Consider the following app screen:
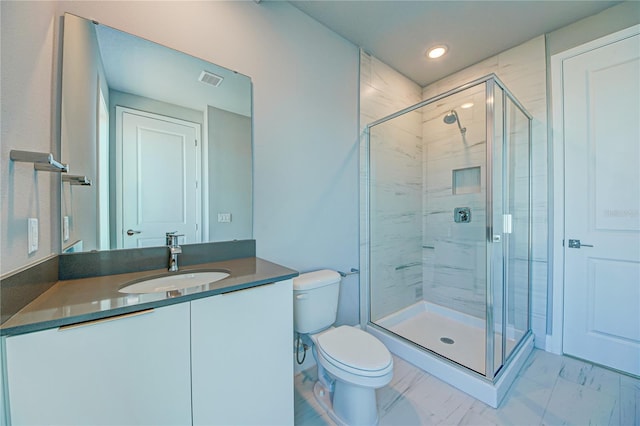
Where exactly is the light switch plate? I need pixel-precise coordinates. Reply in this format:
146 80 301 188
28 218 38 254
63 216 70 241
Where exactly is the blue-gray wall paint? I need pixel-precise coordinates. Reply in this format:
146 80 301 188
2 1 360 325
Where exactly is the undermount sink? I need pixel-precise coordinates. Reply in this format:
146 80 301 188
119 271 230 294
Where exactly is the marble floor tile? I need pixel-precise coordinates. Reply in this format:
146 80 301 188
294 349 638 426
541 376 617 426
378 394 440 426
517 348 563 387
617 374 640 426
460 376 552 426
294 368 335 426
402 374 476 425
557 355 620 397
378 357 430 413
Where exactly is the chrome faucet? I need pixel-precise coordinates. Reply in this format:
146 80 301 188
166 232 183 272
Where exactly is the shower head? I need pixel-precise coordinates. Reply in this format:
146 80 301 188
443 110 467 135
443 110 458 124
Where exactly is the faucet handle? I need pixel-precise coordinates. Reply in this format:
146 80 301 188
165 231 184 246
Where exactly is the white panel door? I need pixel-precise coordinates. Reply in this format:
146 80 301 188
563 33 640 376
120 108 200 248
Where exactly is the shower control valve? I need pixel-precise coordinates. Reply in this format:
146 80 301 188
454 207 471 223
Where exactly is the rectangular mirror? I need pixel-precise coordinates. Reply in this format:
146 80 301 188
60 13 252 253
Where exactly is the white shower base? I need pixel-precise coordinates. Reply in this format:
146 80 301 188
376 301 518 374
368 300 534 408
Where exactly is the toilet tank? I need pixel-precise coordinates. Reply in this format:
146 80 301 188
293 270 341 334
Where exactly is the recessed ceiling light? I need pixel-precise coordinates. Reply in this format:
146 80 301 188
461 102 474 109
427 45 447 59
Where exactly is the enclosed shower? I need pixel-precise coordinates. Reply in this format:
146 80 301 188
361 74 533 407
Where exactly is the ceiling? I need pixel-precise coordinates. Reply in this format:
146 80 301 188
289 1 621 86
95 20 252 117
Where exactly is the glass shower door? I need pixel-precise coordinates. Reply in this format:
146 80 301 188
504 95 531 362
490 84 532 377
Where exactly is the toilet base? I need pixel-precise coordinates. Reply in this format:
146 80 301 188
313 381 379 426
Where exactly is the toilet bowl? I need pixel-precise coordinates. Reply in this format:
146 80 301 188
311 326 393 425
293 270 393 425
314 325 393 387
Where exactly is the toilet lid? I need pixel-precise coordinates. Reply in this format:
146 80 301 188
317 326 392 373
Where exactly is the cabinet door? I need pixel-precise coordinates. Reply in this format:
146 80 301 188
191 280 294 426
5 303 191 425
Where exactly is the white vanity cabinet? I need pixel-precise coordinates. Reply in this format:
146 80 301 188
2 278 294 426
191 279 294 426
4 303 192 426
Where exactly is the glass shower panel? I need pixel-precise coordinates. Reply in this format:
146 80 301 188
368 82 490 375
490 83 505 376
424 85 488 374
505 96 531 360
368 109 423 323
364 74 533 389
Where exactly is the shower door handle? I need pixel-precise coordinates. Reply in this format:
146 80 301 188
568 239 593 249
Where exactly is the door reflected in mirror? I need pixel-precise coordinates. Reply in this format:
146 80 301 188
60 13 253 254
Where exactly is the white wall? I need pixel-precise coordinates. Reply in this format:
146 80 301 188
1 1 360 326
1 1 60 274
207 106 252 242
547 1 640 56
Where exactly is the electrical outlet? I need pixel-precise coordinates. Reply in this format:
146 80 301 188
28 218 38 254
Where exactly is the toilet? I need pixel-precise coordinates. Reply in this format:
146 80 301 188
293 270 393 426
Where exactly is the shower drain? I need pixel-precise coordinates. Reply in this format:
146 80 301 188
440 337 455 345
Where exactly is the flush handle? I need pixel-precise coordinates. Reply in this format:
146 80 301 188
568 239 594 249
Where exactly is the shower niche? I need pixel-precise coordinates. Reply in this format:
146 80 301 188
453 166 481 195
362 74 533 407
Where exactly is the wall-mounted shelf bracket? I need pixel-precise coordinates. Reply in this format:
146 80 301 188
62 175 92 186
10 150 69 173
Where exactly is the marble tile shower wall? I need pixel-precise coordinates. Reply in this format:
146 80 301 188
422 86 489 319
360 51 424 320
369 114 423 320
422 36 548 343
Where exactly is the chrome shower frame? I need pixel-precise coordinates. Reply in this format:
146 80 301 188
360 73 534 407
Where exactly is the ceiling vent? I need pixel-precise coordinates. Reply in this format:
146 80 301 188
198 71 223 87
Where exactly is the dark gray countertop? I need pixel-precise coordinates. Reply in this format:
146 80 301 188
1 257 298 336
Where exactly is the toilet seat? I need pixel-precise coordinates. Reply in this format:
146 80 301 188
316 326 393 379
